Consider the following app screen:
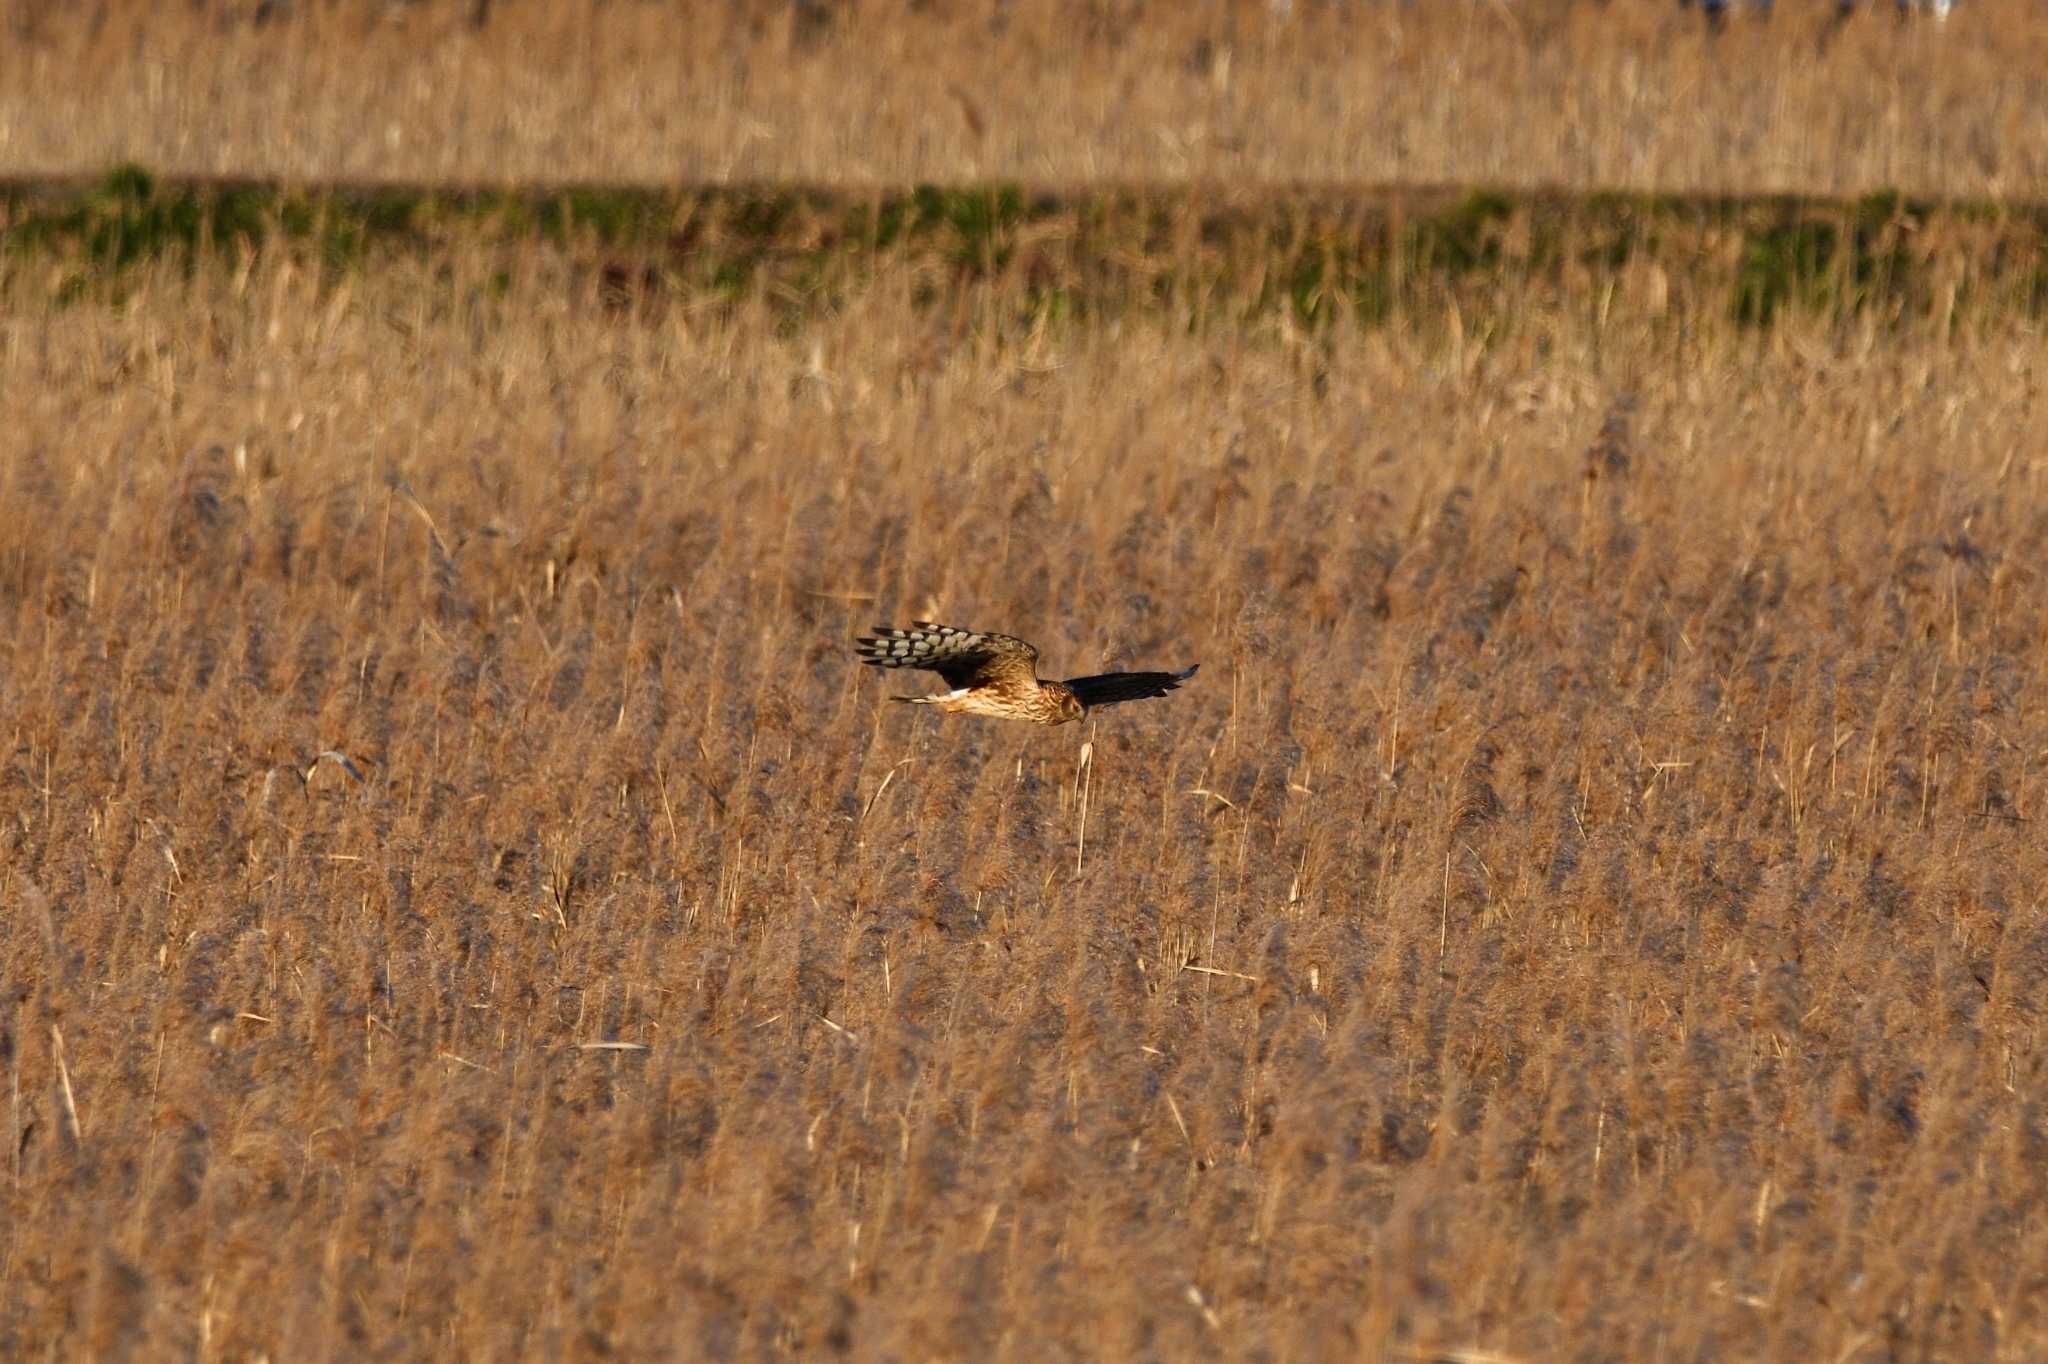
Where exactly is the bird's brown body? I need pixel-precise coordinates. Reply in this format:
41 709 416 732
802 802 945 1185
855 623 1194 726
923 676 1085 724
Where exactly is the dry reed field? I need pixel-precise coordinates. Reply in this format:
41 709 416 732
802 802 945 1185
7 3 2048 1361
4 198 2048 1360
4 0 2047 195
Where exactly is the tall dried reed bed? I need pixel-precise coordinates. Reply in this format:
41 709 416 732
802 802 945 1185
3 231 2048 1360
4 0 2047 195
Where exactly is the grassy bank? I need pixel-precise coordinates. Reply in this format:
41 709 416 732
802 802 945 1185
7 168 2047 334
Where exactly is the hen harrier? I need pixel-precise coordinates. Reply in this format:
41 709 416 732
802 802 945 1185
856 622 1197 725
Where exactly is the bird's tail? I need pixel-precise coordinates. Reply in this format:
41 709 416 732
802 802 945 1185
892 694 937 705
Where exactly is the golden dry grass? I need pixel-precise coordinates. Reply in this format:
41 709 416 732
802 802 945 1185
3 0 2047 195
6 2 2048 1356
3 213 2047 1359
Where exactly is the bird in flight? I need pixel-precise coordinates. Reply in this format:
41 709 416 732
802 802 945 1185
856 622 1197 725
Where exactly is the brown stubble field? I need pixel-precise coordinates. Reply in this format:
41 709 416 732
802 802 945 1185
4 218 2048 1360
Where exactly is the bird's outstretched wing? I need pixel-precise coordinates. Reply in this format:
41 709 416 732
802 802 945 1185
1060 664 1199 710
855 623 1041 691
